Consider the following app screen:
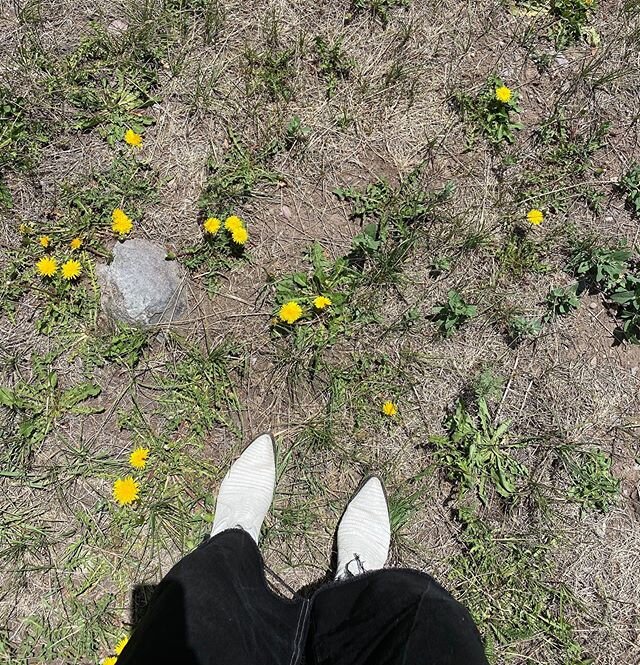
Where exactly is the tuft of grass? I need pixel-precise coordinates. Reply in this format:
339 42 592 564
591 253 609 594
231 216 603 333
313 35 355 98
198 131 282 217
516 113 609 212
0 352 102 472
0 88 49 208
350 0 411 26
619 163 640 216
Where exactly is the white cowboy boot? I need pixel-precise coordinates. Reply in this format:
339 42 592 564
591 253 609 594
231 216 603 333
335 476 391 580
211 433 276 543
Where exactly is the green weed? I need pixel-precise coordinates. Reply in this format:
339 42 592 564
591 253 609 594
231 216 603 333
454 76 523 147
620 163 640 216
430 290 477 337
313 35 354 98
335 172 454 284
507 315 543 342
508 0 598 48
430 397 527 504
569 241 631 291
545 285 580 318
271 242 363 347
559 447 620 512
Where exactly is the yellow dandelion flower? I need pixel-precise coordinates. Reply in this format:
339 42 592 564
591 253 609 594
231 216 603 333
102 658 117 665
19 223 32 235
224 215 244 232
36 256 57 277
70 237 83 250
61 259 82 281
112 208 133 235
382 400 398 417
313 295 332 309
129 447 150 470
114 636 129 655
495 86 512 103
39 235 51 248
124 129 143 148
113 477 140 506
527 209 544 225
279 300 303 324
204 217 221 235
231 226 248 245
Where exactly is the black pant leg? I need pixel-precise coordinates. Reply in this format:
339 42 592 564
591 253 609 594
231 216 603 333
307 569 488 665
118 529 308 665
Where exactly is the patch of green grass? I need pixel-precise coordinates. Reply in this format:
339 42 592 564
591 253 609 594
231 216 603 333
0 88 49 208
0 352 102 472
243 44 297 102
198 131 283 217
313 35 354 98
559 446 620 512
508 0 598 48
498 228 550 277
430 290 477 337
516 113 609 212
154 338 242 437
454 76 523 147
619 162 640 216
350 0 411 26
450 506 590 663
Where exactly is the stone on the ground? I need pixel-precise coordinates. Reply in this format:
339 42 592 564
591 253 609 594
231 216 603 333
97 239 187 327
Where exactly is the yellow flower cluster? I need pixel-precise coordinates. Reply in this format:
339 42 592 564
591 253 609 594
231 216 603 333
113 446 151 506
204 214 249 245
277 295 333 325
36 256 83 281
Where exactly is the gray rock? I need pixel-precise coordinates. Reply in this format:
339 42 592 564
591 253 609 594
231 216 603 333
97 239 187 327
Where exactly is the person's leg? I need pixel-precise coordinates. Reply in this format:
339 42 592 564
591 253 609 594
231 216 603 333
306 476 488 665
118 434 310 665
307 568 488 665
117 529 308 665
